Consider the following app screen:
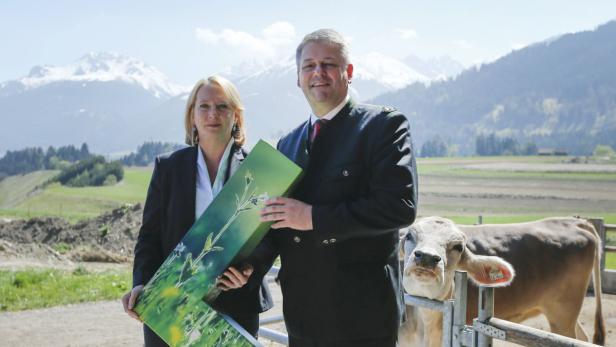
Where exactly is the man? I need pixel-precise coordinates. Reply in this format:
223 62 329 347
255 29 418 346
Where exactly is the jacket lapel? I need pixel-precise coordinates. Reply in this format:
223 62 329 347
293 121 310 170
181 146 198 226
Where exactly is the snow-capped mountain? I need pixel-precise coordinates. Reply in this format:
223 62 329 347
0 53 188 154
5 52 187 99
353 52 429 89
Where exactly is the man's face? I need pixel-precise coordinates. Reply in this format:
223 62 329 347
297 41 353 116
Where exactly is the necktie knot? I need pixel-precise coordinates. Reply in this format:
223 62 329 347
310 119 328 146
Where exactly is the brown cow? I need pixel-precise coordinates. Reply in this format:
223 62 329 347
399 216 605 347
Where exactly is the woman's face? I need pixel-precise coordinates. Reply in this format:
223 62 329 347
193 83 237 144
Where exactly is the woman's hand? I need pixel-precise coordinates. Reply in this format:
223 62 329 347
216 264 254 291
121 285 144 321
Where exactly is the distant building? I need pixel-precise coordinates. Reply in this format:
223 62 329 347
537 148 568 156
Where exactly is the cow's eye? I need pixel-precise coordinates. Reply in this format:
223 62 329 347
452 244 464 252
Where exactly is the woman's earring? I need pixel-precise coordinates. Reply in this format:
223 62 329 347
232 123 240 138
192 126 199 145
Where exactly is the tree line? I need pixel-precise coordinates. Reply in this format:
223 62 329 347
0 143 91 178
121 142 184 166
475 133 538 156
419 133 538 157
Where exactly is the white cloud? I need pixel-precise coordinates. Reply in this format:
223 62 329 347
397 28 418 39
262 22 296 45
453 40 472 49
195 22 296 62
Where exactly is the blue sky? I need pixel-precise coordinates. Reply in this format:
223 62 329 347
2 1 615 85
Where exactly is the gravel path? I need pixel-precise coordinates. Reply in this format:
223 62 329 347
1 291 615 346
0 301 143 347
0 285 285 347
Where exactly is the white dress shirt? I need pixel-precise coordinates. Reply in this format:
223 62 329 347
195 139 240 220
309 94 350 127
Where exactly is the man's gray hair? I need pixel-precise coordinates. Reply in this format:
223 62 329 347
295 29 350 71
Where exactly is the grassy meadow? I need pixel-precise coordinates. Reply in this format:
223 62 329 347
0 167 152 223
0 267 130 311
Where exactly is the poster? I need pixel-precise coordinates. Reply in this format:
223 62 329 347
134 140 302 346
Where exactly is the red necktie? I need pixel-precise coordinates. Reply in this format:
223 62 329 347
310 119 327 147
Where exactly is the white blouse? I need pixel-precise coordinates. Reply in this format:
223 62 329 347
195 139 240 220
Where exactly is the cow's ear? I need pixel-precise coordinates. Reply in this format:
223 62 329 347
458 249 515 287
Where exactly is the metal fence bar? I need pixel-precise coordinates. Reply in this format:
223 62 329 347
260 315 284 325
487 317 598 347
404 293 448 312
442 299 454 347
452 272 469 347
474 287 495 347
258 327 289 345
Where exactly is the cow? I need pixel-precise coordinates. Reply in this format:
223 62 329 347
399 216 605 347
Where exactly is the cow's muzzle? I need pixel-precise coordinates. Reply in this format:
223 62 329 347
414 250 442 268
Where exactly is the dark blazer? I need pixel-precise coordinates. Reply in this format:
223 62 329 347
133 144 273 319
251 99 418 343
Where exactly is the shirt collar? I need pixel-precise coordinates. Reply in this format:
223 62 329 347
196 137 235 188
310 94 349 126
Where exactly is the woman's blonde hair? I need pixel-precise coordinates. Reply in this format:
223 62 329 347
184 75 246 146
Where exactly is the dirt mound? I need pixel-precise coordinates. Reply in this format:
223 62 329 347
0 204 143 263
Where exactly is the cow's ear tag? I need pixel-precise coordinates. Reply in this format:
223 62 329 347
490 266 510 282
467 257 515 287
482 264 513 287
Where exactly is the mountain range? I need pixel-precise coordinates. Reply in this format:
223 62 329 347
372 20 616 155
0 51 458 155
2 20 614 156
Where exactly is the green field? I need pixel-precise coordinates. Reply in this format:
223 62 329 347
0 167 152 222
1 156 615 251
0 267 130 311
0 170 58 208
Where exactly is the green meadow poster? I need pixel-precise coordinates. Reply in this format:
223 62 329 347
134 140 302 346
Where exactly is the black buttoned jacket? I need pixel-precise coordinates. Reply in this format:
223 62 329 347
251 100 418 343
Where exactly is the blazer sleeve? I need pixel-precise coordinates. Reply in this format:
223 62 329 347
242 231 279 291
311 111 417 243
132 157 165 287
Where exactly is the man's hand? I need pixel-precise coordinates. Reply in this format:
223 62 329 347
122 285 144 321
260 197 313 230
217 264 254 291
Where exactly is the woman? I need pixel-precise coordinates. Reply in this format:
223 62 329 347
122 75 273 346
